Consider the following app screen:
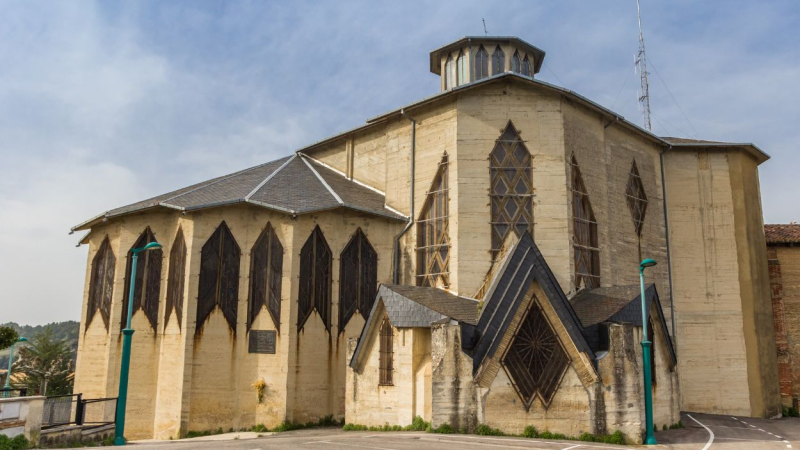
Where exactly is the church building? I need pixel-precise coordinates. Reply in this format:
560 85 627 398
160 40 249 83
71 36 780 442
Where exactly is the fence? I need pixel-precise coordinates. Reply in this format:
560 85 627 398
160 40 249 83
0 388 27 398
41 394 117 429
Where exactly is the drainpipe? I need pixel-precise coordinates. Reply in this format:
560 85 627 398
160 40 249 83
393 109 416 284
660 146 677 351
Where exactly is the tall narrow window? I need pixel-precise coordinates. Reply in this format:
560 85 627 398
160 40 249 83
298 226 332 332
121 227 162 331
379 316 394 386
339 229 378 332
474 45 489 80
648 319 657 384
521 55 531 76
511 51 521 73
248 223 284 331
445 54 455 90
417 153 450 288
165 228 187 330
87 236 115 331
571 156 600 290
490 122 533 259
197 221 240 335
626 160 648 236
492 46 505 75
456 50 467 86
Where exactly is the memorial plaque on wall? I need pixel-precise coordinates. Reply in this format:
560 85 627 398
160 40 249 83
248 330 277 354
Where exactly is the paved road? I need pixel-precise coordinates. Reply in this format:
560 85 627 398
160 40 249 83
118 413 800 449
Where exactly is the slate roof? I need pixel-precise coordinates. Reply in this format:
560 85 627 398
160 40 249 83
72 154 406 231
765 224 800 244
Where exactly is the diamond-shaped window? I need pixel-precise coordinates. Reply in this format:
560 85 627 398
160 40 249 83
503 299 569 409
625 161 648 236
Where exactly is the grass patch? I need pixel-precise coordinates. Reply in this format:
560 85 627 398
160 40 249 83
431 423 455 434
342 416 431 433
185 427 224 438
475 424 504 436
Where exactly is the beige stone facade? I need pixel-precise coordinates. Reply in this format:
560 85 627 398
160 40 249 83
72 36 780 440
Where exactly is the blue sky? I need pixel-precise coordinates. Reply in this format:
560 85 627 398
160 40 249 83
1 1 798 325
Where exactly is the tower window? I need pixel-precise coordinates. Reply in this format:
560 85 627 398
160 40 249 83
445 54 455 90
248 223 284 331
87 236 115 331
339 228 378 332
511 51 521 73
490 122 533 259
379 316 394 386
571 156 600 290
521 55 531 76
417 153 450 288
165 228 187 330
197 221 241 335
474 45 489 80
625 160 648 236
121 227 162 332
457 50 467 86
492 46 505 75
298 225 332 332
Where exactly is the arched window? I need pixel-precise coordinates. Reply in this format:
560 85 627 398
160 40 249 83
456 50 467 86
474 46 489 80
87 236 115 331
417 153 450 288
521 55 531 76
248 223 283 331
121 227 162 331
197 221 240 335
626 160 648 236
445 54 455 90
490 122 533 259
379 316 394 386
492 46 505 75
571 156 600 290
165 228 186 330
298 225 332 332
339 228 378 332
511 51 521 73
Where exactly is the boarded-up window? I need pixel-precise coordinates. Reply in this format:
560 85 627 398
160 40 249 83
197 221 240 335
339 228 378 332
121 227 162 331
474 45 489 80
503 300 569 409
164 228 186 330
571 156 600 289
248 223 283 331
417 153 450 288
492 46 505 75
87 236 115 331
379 316 393 386
626 160 648 236
298 225 332 332
490 122 533 259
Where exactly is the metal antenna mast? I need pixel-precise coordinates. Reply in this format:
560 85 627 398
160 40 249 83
482 18 488 36
635 0 652 131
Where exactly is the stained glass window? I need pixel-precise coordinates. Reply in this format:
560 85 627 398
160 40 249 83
490 122 533 259
248 223 283 331
339 228 378 332
474 45 489 80
165 228 186 330
571 156 600 290
197 222 240 335
121 227 162 331
87 236 115 331
379 316 394 386
417 153 450 288
626 160 648 236
492 46 505 75
298 225 332 332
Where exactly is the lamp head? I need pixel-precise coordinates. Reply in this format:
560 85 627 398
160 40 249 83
134 242 163 253
640 258 657 269
17 337 27 343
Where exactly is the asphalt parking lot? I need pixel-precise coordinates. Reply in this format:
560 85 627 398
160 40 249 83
120 412 800 449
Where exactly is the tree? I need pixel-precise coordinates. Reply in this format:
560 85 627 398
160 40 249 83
0 327 19 351
12 327 73 396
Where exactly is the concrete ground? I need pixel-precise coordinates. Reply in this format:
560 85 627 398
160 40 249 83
114 413 800 449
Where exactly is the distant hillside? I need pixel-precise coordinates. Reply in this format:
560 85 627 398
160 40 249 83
0 321 79 367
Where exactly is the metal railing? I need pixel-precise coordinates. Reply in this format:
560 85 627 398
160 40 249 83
41 394 117 429
0 388 27 398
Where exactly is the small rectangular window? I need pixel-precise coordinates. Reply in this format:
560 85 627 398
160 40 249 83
379 317 394 386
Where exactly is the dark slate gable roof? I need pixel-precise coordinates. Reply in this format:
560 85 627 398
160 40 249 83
72 154 406 231
467 232 593 374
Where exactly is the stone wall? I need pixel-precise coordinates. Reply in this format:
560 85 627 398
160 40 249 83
768 245 800 409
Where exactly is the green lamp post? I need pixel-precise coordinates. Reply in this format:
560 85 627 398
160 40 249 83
3 337 28 395
114 241 162 446
639 258 657 445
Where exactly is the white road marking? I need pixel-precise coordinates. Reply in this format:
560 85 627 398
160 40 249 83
409 434 620 449
686 414 714 450
562 445 582 450
308 441 398 450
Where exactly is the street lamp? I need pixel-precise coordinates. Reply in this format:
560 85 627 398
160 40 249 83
3 337 28 395
639 258 657 445
114 241 162 446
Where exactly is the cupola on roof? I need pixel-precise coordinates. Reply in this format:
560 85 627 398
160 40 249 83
429 36 546 91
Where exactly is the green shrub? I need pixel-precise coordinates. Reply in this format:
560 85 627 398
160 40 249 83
579 432 595 442
432 423 455 434
522 425 538 438
552 433 567 440
343 423 369 431
784 406 800 418
251 423 268 433
475 424 504 436
404 416 430 431
662 424 668 431
603 431 625 445
0 435 30 450
319 415 339 427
